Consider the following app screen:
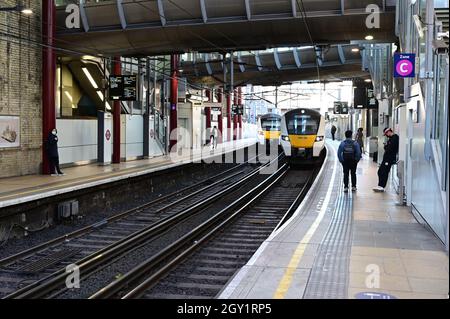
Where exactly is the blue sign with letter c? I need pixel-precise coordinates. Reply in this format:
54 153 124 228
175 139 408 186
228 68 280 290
394 53 416 78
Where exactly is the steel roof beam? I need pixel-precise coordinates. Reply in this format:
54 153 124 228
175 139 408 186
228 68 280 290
338 45 346 64
200 0 208 23
157 0 167 26
291 0 297 17
293 48 302 68
245 0 251 20
205 54 213 75
237 52 246 72
340 0 345 15
274 49 282 70
254 52 263 71
79 0 90 32
117 0 127 29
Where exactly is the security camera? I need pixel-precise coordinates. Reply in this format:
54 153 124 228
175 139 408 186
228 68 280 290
413 15 426 38
437 31 449 40
432 39 449 55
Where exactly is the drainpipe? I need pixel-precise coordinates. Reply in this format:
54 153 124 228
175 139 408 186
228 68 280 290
205 106 211 137
170 54 179 150
216 87 223 143
42 0 56 174
238 87 243 140
227 91 232 142
112 57 121 164
233 89 238 140
218 113 223 144
217 87 223 103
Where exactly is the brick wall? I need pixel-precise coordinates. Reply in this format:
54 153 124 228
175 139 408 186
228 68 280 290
0 0 42 178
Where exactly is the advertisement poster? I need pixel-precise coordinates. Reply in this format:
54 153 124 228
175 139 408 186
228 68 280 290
0 116 20 148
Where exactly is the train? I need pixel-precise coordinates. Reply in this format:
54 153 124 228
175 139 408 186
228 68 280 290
257 113 282 146
280 108 326 163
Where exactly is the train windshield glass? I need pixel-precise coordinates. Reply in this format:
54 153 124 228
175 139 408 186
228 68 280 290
287 114 319 135
261 118 281 131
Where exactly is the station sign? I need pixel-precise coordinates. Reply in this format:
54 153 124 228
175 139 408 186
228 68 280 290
232 105 244 115
109 75 138 101
354 87 378 109
333 102 348 114
394 53 416 78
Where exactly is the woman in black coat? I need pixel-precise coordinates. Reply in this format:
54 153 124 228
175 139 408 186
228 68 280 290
47 128 65 176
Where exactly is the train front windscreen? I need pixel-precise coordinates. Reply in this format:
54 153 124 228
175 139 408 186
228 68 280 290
261 118 281 131
286 113 320 135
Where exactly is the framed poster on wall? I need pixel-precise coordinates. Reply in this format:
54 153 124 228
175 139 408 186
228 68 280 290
0 116 20 148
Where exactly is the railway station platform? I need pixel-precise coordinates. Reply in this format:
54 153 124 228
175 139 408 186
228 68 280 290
0 138 257 209
219 140 449 299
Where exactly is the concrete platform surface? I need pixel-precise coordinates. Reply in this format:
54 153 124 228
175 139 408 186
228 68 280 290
0 139 257 209
219 140 449 299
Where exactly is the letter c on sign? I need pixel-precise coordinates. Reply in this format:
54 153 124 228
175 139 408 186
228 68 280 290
400 62 408 74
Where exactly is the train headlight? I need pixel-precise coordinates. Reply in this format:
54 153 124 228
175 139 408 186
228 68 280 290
281 135 290 142
315 136 324 142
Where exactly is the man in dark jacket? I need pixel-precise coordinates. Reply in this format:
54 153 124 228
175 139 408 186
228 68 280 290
373 128 399 192
47 128 65 176
331 125 337 141
338 130 362 193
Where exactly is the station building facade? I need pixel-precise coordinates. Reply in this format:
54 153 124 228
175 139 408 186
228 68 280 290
357 0 448 249
0 0 42 177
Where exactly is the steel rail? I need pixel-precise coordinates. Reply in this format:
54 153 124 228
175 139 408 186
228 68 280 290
6 155 281 299
90 164 289 299
0 157 256 267
274 168 318 230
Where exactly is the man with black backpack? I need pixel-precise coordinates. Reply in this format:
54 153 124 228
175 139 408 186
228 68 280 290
337 130 362 193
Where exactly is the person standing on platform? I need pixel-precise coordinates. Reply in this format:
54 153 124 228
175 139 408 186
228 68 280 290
338 130 362 193
355 127 364 154
373 128 399 192
211 126 218 150
331 125 337 141
46 128 65 177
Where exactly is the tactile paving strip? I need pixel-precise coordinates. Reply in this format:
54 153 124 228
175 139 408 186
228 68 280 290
303 182 353 299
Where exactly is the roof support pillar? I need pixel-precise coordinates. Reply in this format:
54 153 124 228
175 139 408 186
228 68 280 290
42 0 57 174
112 57 122 164
169 54 179 150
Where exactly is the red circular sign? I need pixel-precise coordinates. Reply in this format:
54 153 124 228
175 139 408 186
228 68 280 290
105 129 111 141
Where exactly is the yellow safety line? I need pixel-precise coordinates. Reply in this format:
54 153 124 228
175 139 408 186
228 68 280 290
273 144 337 299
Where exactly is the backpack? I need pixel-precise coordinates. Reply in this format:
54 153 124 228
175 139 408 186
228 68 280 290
343 141 356 162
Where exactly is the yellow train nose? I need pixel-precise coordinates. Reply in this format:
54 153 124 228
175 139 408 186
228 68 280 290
288 135 317 148
264 131 281 140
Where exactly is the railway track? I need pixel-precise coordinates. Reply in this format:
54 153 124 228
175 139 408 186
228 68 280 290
0 159 262 298
89 165 317 299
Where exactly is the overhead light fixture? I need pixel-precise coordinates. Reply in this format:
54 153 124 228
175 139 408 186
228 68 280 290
351 48 360 52
82 67 99 89
82 55 96 61
365 35 374 41
364 79 372 83
97 91 105 101
105 102 112 111
64 91 73 102
21 7 33 15
0 4 32 14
